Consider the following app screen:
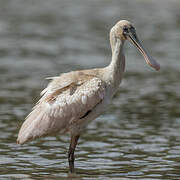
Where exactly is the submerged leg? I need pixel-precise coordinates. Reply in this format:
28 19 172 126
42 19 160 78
68 135 80 173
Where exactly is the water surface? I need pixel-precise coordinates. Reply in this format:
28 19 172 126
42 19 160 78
0 0 180 179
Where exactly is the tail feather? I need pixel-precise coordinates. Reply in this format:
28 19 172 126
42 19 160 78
17 102 69 144
17 106 48 144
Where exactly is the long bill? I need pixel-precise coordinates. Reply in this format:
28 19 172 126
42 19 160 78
126 31 160 71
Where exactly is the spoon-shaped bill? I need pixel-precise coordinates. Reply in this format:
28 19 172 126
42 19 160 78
127 33 160 71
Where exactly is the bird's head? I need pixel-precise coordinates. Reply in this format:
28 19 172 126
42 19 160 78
111 20 160 71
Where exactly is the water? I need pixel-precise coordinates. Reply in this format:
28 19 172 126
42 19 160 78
0 0 180 179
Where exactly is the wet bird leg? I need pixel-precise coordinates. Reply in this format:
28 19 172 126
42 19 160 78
68 135 80 173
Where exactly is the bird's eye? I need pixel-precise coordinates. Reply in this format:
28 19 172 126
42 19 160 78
123 26 129 33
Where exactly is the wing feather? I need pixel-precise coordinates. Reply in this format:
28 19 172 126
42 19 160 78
17 71 106 144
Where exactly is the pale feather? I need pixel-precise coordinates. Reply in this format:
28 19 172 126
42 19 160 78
17 70 106 144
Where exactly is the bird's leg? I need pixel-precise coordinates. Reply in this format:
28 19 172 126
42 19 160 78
68 135 80 173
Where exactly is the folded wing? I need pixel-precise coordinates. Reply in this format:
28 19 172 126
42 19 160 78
17 71 106 144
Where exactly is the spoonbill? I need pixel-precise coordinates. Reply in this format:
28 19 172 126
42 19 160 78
17 20 160 173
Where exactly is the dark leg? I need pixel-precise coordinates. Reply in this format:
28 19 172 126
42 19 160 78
68 135 80 173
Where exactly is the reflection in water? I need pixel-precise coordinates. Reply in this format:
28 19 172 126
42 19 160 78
0 0 180 179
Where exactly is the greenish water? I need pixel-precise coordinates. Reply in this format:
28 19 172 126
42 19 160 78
0 0 180 179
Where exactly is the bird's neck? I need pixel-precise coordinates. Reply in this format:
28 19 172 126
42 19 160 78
109 37 125 70
107 31 125 90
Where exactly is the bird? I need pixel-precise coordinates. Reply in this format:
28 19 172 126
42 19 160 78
17 20 160 173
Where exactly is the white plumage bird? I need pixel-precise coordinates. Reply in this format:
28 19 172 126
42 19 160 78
17 20 160 173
